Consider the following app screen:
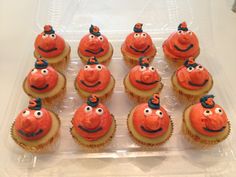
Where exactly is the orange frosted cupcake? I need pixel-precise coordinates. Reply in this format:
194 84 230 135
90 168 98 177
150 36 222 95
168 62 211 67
34 25 71 71
75 56 115 100
127 94 173 146
171 58 213 98
23 59 66 106
163 22 200 64
124 57 163 102
11 98 61 152
121 23 157 66
70 95 116 148
183 95 230 145
78 25 113 65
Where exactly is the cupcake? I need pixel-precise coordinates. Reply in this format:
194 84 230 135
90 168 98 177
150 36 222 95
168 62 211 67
75 56 115 100
70 95 116 148
23 59 66 105
78 25 113 65
11 98 61 152
163 22 200 64
171 58 213 98
124 57 163 102
34 25 71 71
127 94 173 146
121 23 157 66
183 95 230 145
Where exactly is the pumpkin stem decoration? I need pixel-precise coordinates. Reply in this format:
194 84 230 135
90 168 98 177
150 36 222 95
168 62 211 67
89 25 101 37
44 25 55 34
148 94 160 109
200 95 215 108
28 98 42 110
178 22 188 31
133 23 143 33
35 59 48 69
87 94 99 107
139 57 150 67
184 58 198 68
87 56 99 65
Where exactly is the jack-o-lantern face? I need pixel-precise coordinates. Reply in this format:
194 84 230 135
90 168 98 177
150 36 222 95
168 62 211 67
34 25 65 58
78 25 110 57
15 99 52 141
72 96 112 141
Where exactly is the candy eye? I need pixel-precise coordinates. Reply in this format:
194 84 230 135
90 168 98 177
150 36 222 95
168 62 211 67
141 33 147 38
49 34 56 39
149 66 155 72
96 108 104 115
42 33 48 39
98 36 103 41
34 111 43 118
203 110 212 116
89 34 95 40
187 66 194 72
22 110 30 117
134 33 140 38
96 64 103 71
84 65 90 70
84 106 92 112
178 30 182 35
215 108 223 115
140 66 146 71
144 108 152 116
31 68 37 74
156 110 163 118
196 65 203 71
187 31 193 35
41 69 48 75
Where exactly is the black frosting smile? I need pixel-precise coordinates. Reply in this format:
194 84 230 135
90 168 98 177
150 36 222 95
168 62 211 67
136 80 160 85
141 126 162 133
130 45 150 53
78 125 102 133
80 80 101 87
188 80 208 87
18 129 43 137
174 44 193 52
85 48 104 54
38 46 57 53
31 84 49 90
203 126 226 133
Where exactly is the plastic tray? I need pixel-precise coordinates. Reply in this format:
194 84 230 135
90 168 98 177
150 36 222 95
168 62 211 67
1 0 236 176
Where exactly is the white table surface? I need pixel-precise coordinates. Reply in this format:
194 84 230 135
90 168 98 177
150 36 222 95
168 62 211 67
0 0 236 176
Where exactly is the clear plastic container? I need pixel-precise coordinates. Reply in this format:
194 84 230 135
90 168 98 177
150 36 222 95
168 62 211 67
2 0 236 176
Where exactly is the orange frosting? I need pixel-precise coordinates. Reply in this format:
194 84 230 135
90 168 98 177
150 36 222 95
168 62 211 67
163 22 199 60
34 25 65 58
190 103 228 136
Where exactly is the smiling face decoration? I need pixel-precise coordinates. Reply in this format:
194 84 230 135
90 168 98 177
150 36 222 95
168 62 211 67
72 95 112 141
34 25 65 58
14 98 52 141
132 94 170 138
129 57 161 90
190 95 228 136
27 59 58 93
78 25 110 58
76 56 111 92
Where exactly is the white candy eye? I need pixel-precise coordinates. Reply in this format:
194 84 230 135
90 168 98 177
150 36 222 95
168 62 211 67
89 34 95 40
156 110 163 118
31 68 37 74
141 33 147 37
84 106 92 112
22 110 30 117
196 65 204 71
149 66 155 72
203 110 212 116
187 31 193 35
187 66 194 72
96 108 104 115
49 34 56 39
140 66 146 71
34 111 43 118
144 108 152 116
96 64 103 71
134 33 140 38
215 108 223 115
41 69 48 75
98 36 103 41
178 30 182 35
42 33 48 39
84 65 90 70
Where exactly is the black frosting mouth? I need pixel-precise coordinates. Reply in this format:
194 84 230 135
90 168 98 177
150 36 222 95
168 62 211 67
18 129 43 137
85 48 104 55
203 126 226 132
174 44 193 52
188 80 208 87
136 80 160 85
130 45 150 53
38 46 57 53
31 84 49 90
78 125 102 133
141 126 162 133
80 80 101 87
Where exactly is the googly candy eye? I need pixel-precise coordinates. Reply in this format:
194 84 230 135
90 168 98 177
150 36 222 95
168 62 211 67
144 108 152 116
84 106 92 112
34 111 43 118
96 108 104 115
